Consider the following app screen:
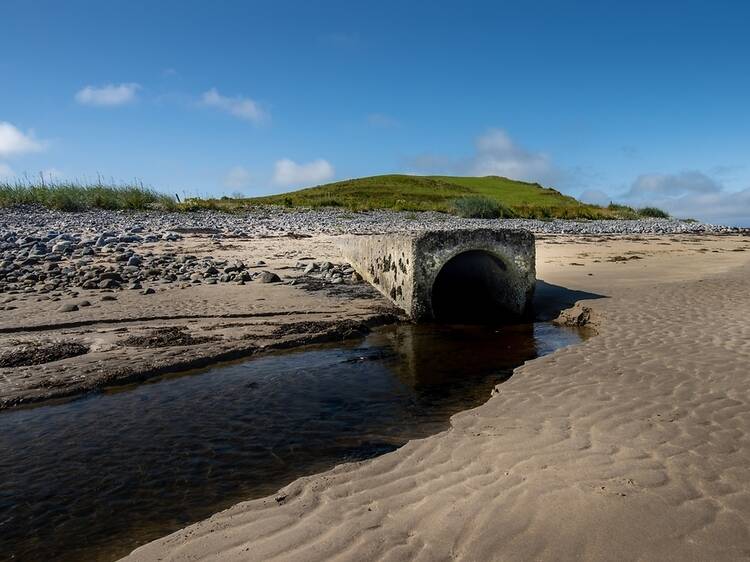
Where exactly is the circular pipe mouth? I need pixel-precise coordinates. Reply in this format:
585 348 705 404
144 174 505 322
430 250 516 324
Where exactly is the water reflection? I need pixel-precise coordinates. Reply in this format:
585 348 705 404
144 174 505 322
383 322 536 387
0 321 581 562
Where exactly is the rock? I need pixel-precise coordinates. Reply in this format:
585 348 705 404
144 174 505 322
98 279 121 290
57 303 79 312
101 295 117 302
257 271 281 283
553 305 593 328
52 241 72 253
142 287 156 295
78 300 91 307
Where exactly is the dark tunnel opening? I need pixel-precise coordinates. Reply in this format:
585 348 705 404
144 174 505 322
430 250 517 324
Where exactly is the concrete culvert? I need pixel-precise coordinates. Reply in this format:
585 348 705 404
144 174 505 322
431 250 517 323
338 229 536 321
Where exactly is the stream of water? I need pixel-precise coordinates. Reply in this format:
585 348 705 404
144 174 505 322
0 321 582 561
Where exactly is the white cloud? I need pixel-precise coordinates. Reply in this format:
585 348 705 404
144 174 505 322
367 113 399 128
619 170 750 225
407 128 559 185
579 189 612 206
0 122 45 158
625 171 721 199
470 129 556 184
645 187 750 225
273 158 334 187
75 83 141 106
0 162 14 179
201 88 268 124
224 166 252 189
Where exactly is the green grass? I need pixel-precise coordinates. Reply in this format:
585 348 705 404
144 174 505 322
638 206 670 218
0 174 672 220
451 196 515 219
0 180 177 211
246 174 648 219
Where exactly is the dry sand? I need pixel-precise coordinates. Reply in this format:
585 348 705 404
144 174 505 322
118 233 750 561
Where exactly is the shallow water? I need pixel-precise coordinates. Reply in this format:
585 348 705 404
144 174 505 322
0 321 582 561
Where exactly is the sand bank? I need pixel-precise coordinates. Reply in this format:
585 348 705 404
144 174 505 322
121 233 750 561
0 234 399 408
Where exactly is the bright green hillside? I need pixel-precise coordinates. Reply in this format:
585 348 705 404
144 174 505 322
247 174 645 219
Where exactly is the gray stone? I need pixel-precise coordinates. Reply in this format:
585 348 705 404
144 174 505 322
98 279 121 290
258 271 281 283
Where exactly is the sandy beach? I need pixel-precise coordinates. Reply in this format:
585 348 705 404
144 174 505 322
116 231 750 561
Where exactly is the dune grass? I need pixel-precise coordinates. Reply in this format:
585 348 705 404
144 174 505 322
0 180 177 211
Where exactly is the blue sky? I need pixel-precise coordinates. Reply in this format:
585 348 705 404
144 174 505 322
1 0 749 224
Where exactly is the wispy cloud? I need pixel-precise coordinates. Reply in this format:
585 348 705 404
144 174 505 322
75 83 141 106
407 128 559 185
201 88 268 124
611 170 750 224
367 113 400 128
273 158 334 187
469 129 556 183
223 166 252 189
625 171 721 199
0 121 46 158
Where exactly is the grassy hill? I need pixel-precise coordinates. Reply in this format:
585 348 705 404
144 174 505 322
247 174 649 219
0 174 669 219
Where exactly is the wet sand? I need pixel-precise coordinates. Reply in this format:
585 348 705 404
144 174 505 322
0 234 399 409
119 233 750 561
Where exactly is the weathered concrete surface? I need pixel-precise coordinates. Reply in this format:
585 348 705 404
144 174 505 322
338 229 535 321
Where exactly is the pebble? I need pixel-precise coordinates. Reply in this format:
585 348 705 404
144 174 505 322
0 205 744 299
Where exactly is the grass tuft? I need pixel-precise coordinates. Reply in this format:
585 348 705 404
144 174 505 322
638 206 670 218
451 196 515 219
0 179 177 211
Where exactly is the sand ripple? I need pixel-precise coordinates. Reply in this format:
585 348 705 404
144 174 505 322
123 262 750 561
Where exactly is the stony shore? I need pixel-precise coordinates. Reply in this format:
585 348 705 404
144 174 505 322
1 206 748 411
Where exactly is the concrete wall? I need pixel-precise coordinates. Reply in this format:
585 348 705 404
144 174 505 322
337 233 418 313
338 228 535 321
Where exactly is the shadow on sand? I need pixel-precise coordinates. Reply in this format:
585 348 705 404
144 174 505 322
532 280 608 322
